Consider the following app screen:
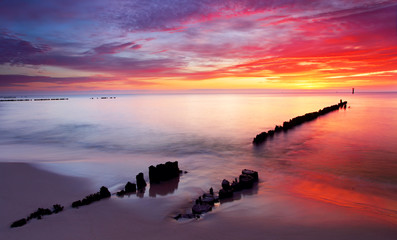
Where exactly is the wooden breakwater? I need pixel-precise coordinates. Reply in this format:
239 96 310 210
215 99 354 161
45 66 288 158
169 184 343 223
10 161 183 228
253 100 347 145
0 98 68 102
89 96 116 99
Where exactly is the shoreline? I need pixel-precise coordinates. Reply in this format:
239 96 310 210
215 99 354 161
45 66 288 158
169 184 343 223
1 162 397 240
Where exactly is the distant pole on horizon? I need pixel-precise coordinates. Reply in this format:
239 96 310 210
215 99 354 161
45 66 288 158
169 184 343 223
352 88 355 94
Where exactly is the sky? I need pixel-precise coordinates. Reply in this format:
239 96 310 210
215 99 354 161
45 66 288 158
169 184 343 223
0 0 396 93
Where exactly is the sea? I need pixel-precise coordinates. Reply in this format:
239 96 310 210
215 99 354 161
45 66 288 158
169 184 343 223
0 92 396 223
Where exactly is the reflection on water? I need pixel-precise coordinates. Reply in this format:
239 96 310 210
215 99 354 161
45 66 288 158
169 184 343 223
149 176 180 198
0 92 396 224
287 173 397 222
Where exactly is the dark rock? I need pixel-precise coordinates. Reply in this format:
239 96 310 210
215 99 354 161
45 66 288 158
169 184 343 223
267 130 275 136
239 174 254 189
136 172 147 190
27 208 53 220
52 204 64 214
116 190 126 197
253 131 268 144
149 161 180 184
231 178 241 191
117 181 137 197
10 218 27 228
221 179 231 190
274 125 283 132
99 186 111 198
72 200 82 208
209 187 214 195
201 193 217 205
125 182 136 193
72 186 111 208
192 204 212 214
242 169 259 182
218 188 233 199
283 121 292 130
149 165 159 183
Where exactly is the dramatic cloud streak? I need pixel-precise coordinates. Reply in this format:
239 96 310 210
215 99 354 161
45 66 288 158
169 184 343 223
0 0 396 92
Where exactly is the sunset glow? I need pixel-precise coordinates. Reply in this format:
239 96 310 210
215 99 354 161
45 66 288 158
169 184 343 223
1 0 396 93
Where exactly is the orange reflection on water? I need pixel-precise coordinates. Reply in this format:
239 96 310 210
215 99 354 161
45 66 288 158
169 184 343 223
286 172 397 224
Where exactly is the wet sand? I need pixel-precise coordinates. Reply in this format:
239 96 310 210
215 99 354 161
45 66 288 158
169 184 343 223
1 162 396 240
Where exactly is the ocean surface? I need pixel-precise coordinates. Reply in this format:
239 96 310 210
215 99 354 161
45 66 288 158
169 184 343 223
1 92 396 224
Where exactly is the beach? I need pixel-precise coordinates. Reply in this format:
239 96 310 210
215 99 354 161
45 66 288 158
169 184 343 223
1 93 397 239
1 162 397 240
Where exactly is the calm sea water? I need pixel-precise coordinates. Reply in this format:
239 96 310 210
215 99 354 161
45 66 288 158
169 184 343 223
1 92 396 223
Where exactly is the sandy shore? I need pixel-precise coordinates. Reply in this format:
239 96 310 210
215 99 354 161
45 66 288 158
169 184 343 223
1 162 397 240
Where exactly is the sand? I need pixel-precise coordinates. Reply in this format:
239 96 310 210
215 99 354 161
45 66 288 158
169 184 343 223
1 162 397 240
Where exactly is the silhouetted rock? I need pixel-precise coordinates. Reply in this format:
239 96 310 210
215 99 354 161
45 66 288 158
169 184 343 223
100 186 111 198
252 132 268 144
125 181 136 193
201 193 218 205
239 174 254 189
72 200 82 208
148 165 159 183
52 204 64 214
283 121 292 130
149 161 180 184
117 181 138 197
192 203 212 214
27 208 53 220
136 172 146 190
242 169 258 182
231 178 241 191
72 186 111 208
219 189 233 199
10 218 27 228
221 179 231 190
267 130 275 136
116 190 126 197
274 125 283 132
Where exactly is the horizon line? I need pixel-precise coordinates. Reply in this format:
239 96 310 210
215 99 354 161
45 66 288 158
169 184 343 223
1 89 396 97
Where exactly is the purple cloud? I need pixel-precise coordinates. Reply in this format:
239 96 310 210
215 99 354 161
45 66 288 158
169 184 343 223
0 34 49 64
107 0 396 31
0 34 181 75
93 42 138 54
0 75 109 86
0 74 154 87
